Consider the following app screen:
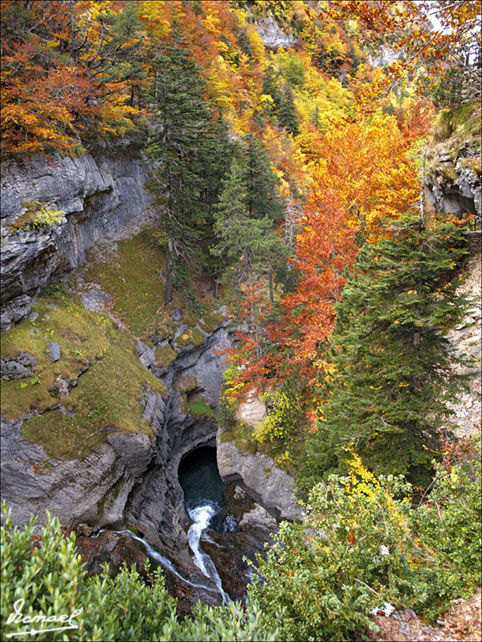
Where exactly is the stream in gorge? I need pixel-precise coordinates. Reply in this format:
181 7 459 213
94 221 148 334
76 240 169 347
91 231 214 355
79 445 276 613
179 447 236 603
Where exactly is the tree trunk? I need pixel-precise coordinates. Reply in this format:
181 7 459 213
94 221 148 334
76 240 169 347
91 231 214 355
419 150 426 225
164 239 175 306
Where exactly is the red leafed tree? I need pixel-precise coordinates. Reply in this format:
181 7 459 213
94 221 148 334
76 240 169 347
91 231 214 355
223 281 274 401
226 188 358 402
276 189 358 383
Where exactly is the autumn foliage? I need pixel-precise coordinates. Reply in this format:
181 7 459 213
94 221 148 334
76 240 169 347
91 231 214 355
1 0 147 154
2 0 469 453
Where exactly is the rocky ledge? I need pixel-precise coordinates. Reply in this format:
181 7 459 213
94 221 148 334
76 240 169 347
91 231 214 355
0 139 156 330
217 437 303 522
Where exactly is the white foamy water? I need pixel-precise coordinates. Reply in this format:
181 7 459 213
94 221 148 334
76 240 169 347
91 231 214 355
187 503 230 603
91 528 218 594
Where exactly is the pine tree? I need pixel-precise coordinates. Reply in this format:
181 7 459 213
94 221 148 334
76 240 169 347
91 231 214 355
278 82 299 136
146 28 215 304
244 133 285 222
197 115 235 294
309 215 474 486
212 154 287 288
262 64 282 112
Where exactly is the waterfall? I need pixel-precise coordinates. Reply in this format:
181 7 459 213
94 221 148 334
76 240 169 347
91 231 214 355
187 503 230 604
92 528 219 594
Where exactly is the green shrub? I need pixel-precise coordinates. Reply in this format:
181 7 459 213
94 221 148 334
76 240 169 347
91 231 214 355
1 505 278 641
8 201 65 232
410 443 482 617
248 443 481 641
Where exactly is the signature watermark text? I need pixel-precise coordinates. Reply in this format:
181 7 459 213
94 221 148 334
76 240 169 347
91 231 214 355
6 598 83 638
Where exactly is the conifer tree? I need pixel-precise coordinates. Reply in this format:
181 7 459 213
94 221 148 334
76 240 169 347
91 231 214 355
244 133 285 222
212 154 287 289
146 28 215 304
198 115 235 294
278 82 299 136
262 64 282 112
308 215 474 485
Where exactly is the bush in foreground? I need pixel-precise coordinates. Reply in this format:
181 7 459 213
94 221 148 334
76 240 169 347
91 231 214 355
249 442 481 641
0 506 276 641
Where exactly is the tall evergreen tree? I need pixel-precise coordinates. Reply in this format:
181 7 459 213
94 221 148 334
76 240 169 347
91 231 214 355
278 82 299 136
262 64 282 112
212 154 287 290
244 133 285 222
197 115 235 294
146 28 215 304
306 215 474 486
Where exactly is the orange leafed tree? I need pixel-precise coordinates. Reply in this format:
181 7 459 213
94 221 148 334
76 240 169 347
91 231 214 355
1 0 147 155
305 106 432 241
275 188 358 383
320 0 482 107
225 189 357 401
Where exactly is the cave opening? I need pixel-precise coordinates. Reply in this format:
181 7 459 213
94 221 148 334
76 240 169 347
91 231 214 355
178 446 235 534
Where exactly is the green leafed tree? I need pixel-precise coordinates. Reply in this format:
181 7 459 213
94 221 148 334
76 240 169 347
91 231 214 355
306 214 475 486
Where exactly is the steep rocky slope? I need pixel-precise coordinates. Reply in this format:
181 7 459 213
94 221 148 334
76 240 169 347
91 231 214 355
0 228 236 556
0 139 155 330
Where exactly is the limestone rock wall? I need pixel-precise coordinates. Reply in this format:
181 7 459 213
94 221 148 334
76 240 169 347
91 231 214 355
0 140 156 330
216 436 303 522
0 322 235 556
1 389 161 530
424 147 481 222
447 231 481 437
126 323 237 555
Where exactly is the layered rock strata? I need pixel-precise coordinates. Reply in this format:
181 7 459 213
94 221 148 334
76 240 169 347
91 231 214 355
0 140 155 330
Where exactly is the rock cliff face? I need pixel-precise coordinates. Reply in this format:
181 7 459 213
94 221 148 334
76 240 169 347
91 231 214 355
423 139 481 437
216 391 303 522
1 402 158 530
0 320 235 556
425 155 481 221
126 323 237 556
447 231 481 437
256 17 296 49
0 140 241 558
0 140 155 330
217 437 303 522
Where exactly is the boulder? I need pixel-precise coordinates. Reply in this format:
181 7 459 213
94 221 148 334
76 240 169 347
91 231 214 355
216 437 303 522
48 342 61 362
1 352 36 380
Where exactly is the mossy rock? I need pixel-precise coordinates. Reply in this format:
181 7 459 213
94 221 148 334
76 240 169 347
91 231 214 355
78 226 226 343
459 157 481 175
218 421 259 455
174 375 198 394
433 109 455 142
80 227 167 340
154 343 178 368
1 289 166 461
7 201 65 234
1 294 111 419
175 328 205 348
198 311 224 334
155 315 176 341
429 102 481 167
438 164 458 181
188 398 217 418
181 308 202 328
